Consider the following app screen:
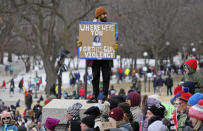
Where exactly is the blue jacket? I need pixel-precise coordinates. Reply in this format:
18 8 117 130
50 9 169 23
0 124 18 131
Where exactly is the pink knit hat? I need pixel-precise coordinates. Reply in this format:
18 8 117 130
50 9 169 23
45 117 60 130
1 112 12 121
189 100 203 121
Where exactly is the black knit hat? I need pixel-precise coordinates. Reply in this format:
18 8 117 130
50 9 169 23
147 104 166 118
81 116 95 128
84 106 101 118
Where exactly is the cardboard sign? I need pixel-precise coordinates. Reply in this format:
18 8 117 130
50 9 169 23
101 121 117 130
79 21 118 59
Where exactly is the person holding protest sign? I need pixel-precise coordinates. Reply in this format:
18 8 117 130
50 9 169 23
77 7 118 103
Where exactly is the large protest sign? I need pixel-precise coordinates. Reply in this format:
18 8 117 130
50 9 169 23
78 21 118 59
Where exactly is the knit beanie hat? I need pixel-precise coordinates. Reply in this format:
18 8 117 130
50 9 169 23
147 104 166 118
147 97 160 107
84 106 101 118
189 100 203 121
1 111 12 121
174 85 182 95
179 92 193 103
188 93 203 106
182 81 196 94
185 59 197 70
45 117 60 130
81 115 95 128
109 107 124 121
95 7 107 18
67 102 82 117
127 92 141 107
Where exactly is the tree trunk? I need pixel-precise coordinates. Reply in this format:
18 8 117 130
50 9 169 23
44 58 57 96
8 52 12 62
25 62 30 73
154 53 159 73
134 57 137 69
0 50 3 64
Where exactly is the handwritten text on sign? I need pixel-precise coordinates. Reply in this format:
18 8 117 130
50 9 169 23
79 22 117 59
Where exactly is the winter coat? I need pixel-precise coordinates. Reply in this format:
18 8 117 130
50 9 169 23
0 124 18 131
165 77 173 87
66 119 81 131
87 60 113 67
156 77 165 86
25 93 33 105
130 106 141 122
79 88 85 97
184 63 203 93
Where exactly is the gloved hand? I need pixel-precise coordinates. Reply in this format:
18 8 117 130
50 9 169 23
113 43 118 50
77 41 82 47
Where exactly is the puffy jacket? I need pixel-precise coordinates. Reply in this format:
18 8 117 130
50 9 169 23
0 124 18 131
184 60 203 93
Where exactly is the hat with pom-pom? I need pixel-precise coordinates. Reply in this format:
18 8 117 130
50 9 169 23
109 107 123 121
189 100 203 121
188 93 203 106
179 92 193 103
185 59 197 70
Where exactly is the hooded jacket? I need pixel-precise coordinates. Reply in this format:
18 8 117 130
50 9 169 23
184 59 203 93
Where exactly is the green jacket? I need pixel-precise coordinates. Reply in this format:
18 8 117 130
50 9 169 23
184 63 203 93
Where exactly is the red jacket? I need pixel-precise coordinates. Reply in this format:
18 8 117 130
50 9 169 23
2 80 6 87
79 88 85 96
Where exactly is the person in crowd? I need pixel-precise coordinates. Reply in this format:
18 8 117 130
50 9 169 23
25 91 33 110
152 75 157 94
5 65 9 75
126 92 141 123
2 80 6 89
9 65 14 75
10 78 15 95
109 85 116 99
80 116 95 131
66 102 82 131
183 100 203 131
33 100 42 121
165 74 173 96
18 78 24 93
135 79 141 94
118 88 126 98
140 95 161 131
146 104 168 131
177 92 193 131
156 73 165 96
0 111 18 131
78 7 118 103
109 107 133 131
183 59 203 93
119 102 139 131
84 106 101 130
43 117 60 131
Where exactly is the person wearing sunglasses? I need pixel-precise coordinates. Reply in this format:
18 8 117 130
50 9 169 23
0 111 18 131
